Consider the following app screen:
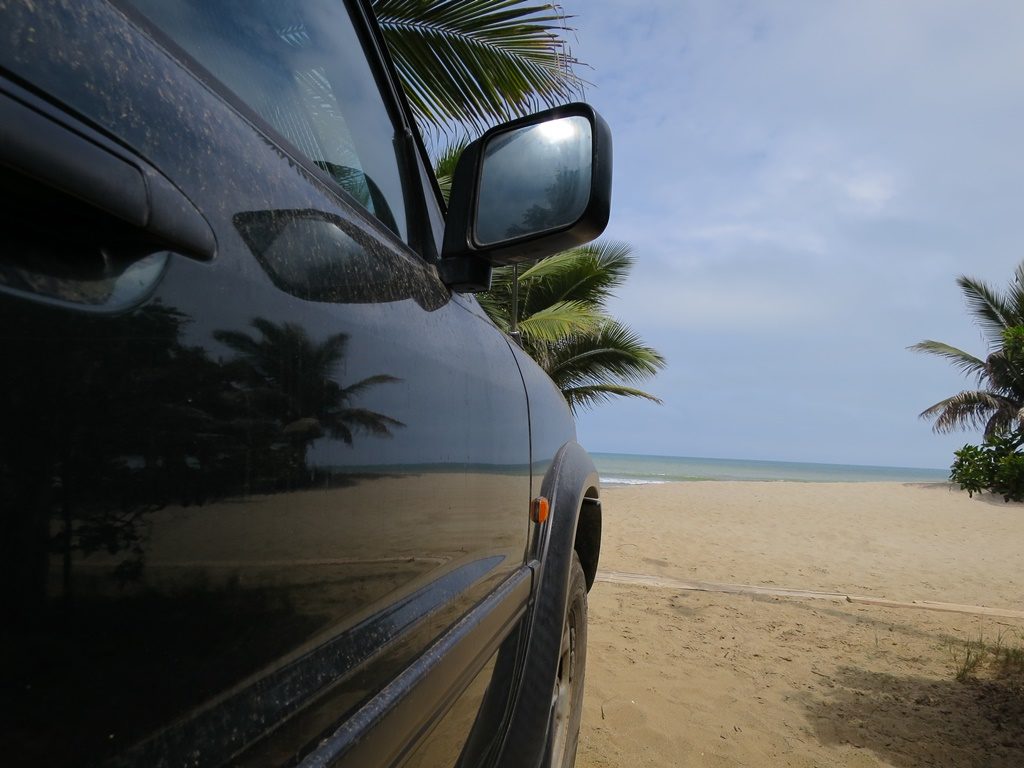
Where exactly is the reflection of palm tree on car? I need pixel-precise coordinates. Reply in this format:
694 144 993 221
215 319 404 482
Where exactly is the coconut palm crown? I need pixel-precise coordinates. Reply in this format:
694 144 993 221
477 242 666 413
911 262 1024 437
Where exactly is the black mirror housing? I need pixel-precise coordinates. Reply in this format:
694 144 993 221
439 103 612 293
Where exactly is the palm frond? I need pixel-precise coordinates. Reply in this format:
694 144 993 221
919 390 1023 435
984 347 1024 397
479 240 634 333
957 275 1018 346
537 320 665 413
517 241 633 315
433 136 470 203
545 320 665 389
475 284 513 332
516 300 601 343
373 0 584 135
519 240 632 284
908 340 988 382
563 384 662 414
1010 262 1024 322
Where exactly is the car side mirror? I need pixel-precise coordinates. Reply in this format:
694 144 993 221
439 103 612 293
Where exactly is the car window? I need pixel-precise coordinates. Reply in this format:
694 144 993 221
122 0 409 242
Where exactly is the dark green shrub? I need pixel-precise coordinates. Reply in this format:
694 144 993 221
993 450 1024 502
951 443 993 497
950 433 1024 502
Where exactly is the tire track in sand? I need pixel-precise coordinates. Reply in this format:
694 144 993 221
596 570 1024 619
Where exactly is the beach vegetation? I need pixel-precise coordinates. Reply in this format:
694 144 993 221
910 263 1024 437
948 635 989 682
372 0 584 137
947 631 1024 692
949 443 991 497
949 433 1024 502
477 242 667 412
912 262 1024 499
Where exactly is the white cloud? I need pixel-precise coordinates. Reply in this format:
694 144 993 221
839 172 898 213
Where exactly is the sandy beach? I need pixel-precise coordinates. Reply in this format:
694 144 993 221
578 482 1024 767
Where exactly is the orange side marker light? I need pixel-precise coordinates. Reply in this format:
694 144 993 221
531 496 550 523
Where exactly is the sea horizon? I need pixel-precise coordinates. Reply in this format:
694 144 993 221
591 452 950 485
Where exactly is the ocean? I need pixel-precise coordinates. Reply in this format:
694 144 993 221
591 452 950 485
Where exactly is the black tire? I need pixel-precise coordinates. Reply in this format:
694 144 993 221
545 551 587 767
497 550 588 768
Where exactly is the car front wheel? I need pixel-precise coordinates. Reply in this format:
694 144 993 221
496 547 590 768
545 551 588 767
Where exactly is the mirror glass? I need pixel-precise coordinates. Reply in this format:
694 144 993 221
474 116 593 246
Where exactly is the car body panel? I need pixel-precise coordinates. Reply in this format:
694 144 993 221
0 1 599 766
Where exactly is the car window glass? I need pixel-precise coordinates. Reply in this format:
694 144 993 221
122 0 409 242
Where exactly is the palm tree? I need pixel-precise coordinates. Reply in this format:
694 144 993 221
381 4 663 412
477 242 665 413
371 0 584 136
910 262 1024 436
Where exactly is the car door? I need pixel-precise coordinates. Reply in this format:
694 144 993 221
0 1 534 765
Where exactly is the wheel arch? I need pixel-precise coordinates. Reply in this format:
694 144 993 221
539 441 600 596
574 491 601 592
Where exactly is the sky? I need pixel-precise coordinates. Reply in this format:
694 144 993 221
551 0 1024 469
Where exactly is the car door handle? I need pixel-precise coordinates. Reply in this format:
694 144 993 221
0 87 216 261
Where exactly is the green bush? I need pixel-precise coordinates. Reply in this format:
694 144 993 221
951 433 1024 502
993 450 1024 502
951 443 993 497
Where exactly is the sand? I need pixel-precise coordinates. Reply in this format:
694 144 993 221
578 482 1024 768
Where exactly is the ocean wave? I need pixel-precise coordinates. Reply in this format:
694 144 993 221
600 477 669 486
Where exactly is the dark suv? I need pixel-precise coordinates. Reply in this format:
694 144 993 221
0 1 611 767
